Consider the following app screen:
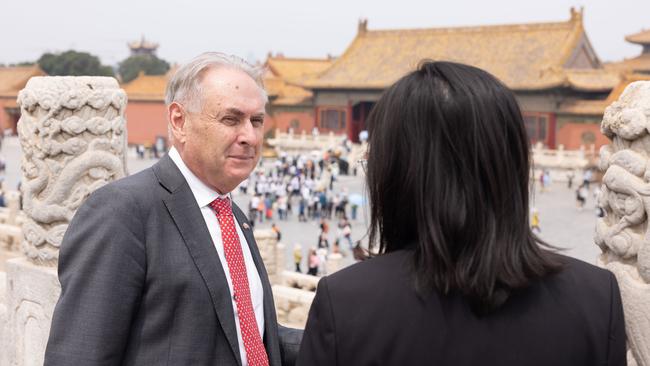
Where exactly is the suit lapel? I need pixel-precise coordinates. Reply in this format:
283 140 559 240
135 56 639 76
154 155 243 366
232 205 282 366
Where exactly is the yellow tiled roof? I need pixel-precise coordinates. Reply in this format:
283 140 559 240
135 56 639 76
121 70 175 101
267 57 333 82
605 73 650 104
605 54 650 74
559 73 650 116
625 29 650 45
0 65 46 97
265 73 313 105
264 56 333 106
302 10 616 91
564 69 622 91
128 36 159 50
121 59 326 106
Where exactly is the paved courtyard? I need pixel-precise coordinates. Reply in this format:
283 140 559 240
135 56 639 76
0 136 603 273
530 182 602 264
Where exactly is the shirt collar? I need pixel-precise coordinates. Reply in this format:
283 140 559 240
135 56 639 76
168 146 230 208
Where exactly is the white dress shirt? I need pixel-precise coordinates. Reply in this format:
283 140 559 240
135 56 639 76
169 147 264 366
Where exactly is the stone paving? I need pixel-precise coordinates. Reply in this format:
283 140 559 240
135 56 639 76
0 136 603 273
530 182 602 264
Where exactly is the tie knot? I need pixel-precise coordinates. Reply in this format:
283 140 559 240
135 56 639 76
210 197 233 216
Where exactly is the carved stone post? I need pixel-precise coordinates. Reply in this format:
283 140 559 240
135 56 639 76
596 81 650 366
2 76 127 366
17 76 127 265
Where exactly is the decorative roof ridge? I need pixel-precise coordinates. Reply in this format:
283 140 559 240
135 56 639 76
298 32 367 87
557 7 587 68
361 20 574 37
264 56 334 81
358 8 583 38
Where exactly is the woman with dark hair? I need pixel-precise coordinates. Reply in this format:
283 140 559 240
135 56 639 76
296 61 625 366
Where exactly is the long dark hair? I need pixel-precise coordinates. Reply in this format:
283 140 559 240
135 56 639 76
366 61 561 314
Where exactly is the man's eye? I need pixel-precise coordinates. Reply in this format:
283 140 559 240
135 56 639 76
222 117 239 125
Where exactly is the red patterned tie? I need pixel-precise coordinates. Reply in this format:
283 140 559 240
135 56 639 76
210 197 269 366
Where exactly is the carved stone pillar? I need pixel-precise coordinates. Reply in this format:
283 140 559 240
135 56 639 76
596 81 650 366
2 76 127 366
17 76 127 265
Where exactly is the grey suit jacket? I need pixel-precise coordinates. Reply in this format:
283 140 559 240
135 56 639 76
45 154 301 365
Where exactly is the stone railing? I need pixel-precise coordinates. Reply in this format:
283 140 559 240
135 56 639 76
531 143 597 170
267 129 347 154
272 285 316 329
0 191 25 252
255 229 286 285
280 270 320 291
255 228 344 328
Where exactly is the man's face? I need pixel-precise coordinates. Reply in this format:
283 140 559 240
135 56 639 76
173 67 266 194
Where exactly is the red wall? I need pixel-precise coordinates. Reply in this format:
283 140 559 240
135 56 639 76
125 101 168 145
270 110 314 134
125 102 315 144
0 98 18 134
556 122 610 150
0 101 9 131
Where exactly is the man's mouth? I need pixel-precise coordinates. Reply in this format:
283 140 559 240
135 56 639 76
229 155 254 160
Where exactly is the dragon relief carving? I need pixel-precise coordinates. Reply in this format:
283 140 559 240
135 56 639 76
17 77 127 265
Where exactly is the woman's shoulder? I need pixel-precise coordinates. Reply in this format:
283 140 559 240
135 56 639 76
323 250 414 293
551 254 614 285
530 253 618 307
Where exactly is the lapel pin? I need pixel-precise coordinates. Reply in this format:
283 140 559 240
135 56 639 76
243 223 250 230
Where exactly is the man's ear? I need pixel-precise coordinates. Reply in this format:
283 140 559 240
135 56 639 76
168 102 187 144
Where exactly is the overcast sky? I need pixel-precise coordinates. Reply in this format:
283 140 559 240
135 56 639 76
2 0 648 66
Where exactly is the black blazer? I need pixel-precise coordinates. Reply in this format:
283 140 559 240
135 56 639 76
45 154 301 366
297 249 626 366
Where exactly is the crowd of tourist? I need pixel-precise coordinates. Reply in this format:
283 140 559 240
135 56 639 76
238 149 366 276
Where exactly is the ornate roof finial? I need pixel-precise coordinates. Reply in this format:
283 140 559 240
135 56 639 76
570 6 584 22
358 18 368 35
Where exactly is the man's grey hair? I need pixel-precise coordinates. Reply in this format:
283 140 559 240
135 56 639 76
165 52 267 113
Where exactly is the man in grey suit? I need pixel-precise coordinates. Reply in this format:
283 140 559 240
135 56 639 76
45 52 302 365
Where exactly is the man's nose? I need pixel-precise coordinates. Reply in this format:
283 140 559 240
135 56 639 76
238 119 260 145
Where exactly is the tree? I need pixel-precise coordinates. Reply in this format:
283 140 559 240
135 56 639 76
118 55 170 83
37 50 114 77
